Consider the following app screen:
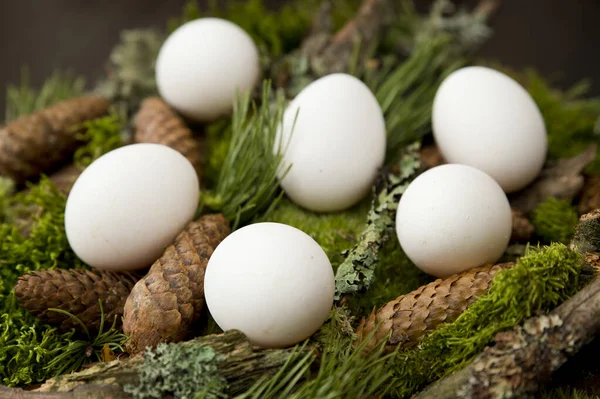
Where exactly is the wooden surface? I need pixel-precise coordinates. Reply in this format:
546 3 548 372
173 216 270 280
0 0 599 116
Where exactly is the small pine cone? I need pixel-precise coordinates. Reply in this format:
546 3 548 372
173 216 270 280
134 97 202 175
14 269 139 333
578 175 600 215
511 208 535 241
0 96 111 184
123 213 230 354
356 262 514 353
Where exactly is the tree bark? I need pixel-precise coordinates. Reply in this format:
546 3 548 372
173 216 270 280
414 209 600 399
414 275 600 399
0 330 309 399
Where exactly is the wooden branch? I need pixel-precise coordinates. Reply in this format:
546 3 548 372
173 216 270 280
414 275 600 399
0 330 309 399
414 210 600 399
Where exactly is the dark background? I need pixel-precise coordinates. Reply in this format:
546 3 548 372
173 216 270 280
0 0 598 115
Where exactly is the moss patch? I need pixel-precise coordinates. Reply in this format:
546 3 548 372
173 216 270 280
261 197 369 269
389 243 583 398
532 197 579 244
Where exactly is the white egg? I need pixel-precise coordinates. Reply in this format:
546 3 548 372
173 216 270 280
204 222 334 348
156 18 261 123
396 164 512 278
65 144 200 271
276 73 386 212
432 66 547 193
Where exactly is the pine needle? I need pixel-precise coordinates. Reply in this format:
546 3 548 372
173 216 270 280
4 67 86 123
45 300 127 377
200 80 290 229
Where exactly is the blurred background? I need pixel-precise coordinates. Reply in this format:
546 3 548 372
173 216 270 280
0 0 598 114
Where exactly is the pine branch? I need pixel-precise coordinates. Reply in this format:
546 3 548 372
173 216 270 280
200 81 289 229
412 210 600 399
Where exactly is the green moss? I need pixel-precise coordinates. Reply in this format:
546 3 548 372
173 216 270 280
124 342 228 399
203 119 232 189
484 66 600 173
0 177 90 386
389 243 583 398
532 197 579 244
525 70 600 166
261 197 369 268
4 68 86 123
73 114 125 168
0 177 15 223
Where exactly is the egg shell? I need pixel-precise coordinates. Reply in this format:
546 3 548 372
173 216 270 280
432 66 547 193
204 222 335 348
156 18 260 123
65 143 200 271
276 73 386 212
395 164 512 278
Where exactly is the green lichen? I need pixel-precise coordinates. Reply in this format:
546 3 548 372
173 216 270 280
95 29 164 118
73 114 125 168
334 142 421 300
4 68 86 123
261 197 369 268
532 197 579 244
124 342 228 399
347 238 432 317
389 243 583 398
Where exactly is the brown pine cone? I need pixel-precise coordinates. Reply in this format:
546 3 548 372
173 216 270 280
48 164 84 195
134 97 202 175
123 213 230 354
0 96 111 184
511 208 534 241
578 175 600 215
14 269 140 333
356 262 514 353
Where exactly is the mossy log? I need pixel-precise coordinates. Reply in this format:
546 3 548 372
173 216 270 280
0 330 309 399
414 209 600 399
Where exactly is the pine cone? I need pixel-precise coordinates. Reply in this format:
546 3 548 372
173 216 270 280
123 213 230 354
0 96 111 184
14 269 139 333
578 175 600 215
511 208 534 241
48 164 84 195
134 97 202 175
356 262 514 353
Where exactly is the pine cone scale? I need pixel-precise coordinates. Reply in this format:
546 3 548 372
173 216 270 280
356 262 514 353
123 213 230 354
14 269 139 333
134 97 202 174
0 96 111 183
